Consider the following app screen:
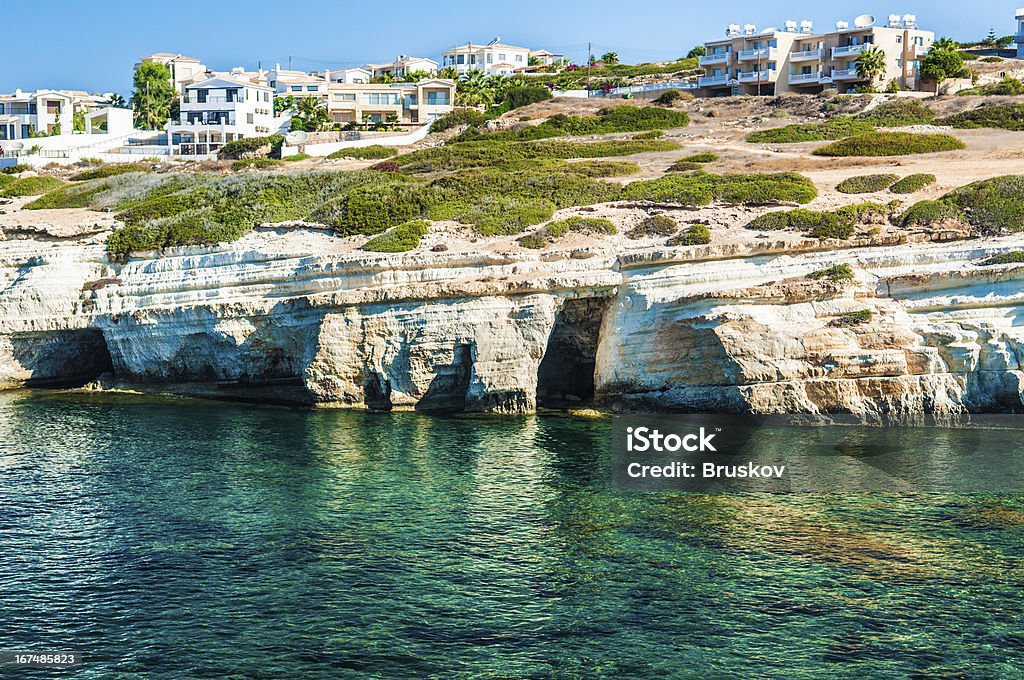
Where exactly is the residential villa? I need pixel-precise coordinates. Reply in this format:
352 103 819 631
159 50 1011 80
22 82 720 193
1016 8 1024 59
326 79 455 126
169 69 281 156
528 50 565 67
135 53 207 94
697 14 933 96
326 67 372 85
0 90 75 140
267 65 329 98
441 40 532 76
363 56 438 79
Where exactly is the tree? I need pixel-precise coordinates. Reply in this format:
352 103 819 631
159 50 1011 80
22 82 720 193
274 94 295 115
984 27 997 47
131 61 175 130
601 51 619 66
528 55 543 67
107 93 126 108
920 47 964 95
686 45 706 59
456 69 498 106
438 66 458 80
855 46 887 86
73 108 86 132
932 36 959 52
289 96 331 131
401 70 432 83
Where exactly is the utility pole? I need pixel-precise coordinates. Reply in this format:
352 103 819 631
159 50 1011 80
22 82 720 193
288 56 292 71
587 41 593 90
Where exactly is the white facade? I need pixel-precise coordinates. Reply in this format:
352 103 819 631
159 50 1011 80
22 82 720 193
268 65 328 97
0 90 74 141
136 53 206 94
441 42 532 76
364 56 438 79
170 70 282 156
1016 8 1024 59
327 67 372 85
528 50 565 66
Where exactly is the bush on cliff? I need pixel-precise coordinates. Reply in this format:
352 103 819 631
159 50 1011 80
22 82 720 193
889 174 936 194
516 215 616 248
361 220 430 252
326 145 397 160
70 163 153 182
666 223 711 246
813 132 965 157
454 105 690 143
626 214 676 238
978 251 1024 266
619 171 817 206
746 202 895 239
836 174 899 194
937 103 1024 130
0 176 66 197
899 175 1024 233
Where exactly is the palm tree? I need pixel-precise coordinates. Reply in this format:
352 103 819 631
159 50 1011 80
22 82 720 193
933 36 959 52
855 46 887 86
108 93 126 108
294 96 330 131
601 51 619 66
457 70 495 107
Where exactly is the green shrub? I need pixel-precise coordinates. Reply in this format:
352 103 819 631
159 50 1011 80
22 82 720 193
956 77 1024 97
681 152 718 163
667 223 710 246
25 181 111 209
653 90 684 106
981 56 1004 63
284 153 310 162
459 197 556 235
627 214 676 238
859 100 936 126
0 174 13 189
619 171 817 206
807 263 855 281
978 251 1024 266
517 233 547 249
0 176 66 197
431 108 487 132
668 161 703 172
218 134 284 159
747 202 893 239
632 130 664 140
327 145 398 160
0 164 31 175
312 182 425 235
938 103 1024 130
456 105 690 142
770 108 790 118
836 174 899 193
70 163 152 181
544 216 616 237
899 176 1024 233
485 85 552 118
829 309 873 327
889 173 936 194
361 219 430 252
232 157 283 170
813 132 965 157
747 101 936 144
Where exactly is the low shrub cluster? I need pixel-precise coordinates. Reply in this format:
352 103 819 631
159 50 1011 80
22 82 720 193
978 251 1024 266
0 176 66 197
0 174 13 189
666 223 710 246
632 130 664 140
218 134 284 160
462 197 556 235
70 163 153 181
484 86 552 118
430 109 487 133
517 215 616 248
455 105 690 142
813 132 965 157
807 263 855 281
747 100 936 143
829 310 874 327
619 171 817 206
955 77 1024 97
284 153 310 162
327 145 398 160
889 174 936 194
653 90 684 106
1 164 31 175
836 174 899 194
669 153 718 172
626 214 676 238
937 104 1024 131
898 175 1024 233
746 202 895 240
361 219 430 252
232 157 283 170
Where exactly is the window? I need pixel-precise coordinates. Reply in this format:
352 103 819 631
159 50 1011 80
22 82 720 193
22 125 31 137
896 36 902 44
498 53 506 61
0 104 4 114
515 54 523 62
247 113 254 124
766 61 776 71
46 100 62 114
487 53 493 63
426 91 449 105
270 81 277 87
291 86 302 92
197 90 208 103
457 55 465 64
307 86 318 91
361 93 398 105
334 93 356 101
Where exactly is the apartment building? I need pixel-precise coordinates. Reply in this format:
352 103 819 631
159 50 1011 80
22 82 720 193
441 41 531 76
268 66 328 97
326 79 455 126
364 56 439 79
136 53 207 94
697 14 933 96
0 90 75 140
326 68 372 85
1016 8 1024 59
170 69 279 156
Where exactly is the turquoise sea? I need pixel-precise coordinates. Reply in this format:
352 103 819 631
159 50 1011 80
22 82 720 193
1 391 1022 678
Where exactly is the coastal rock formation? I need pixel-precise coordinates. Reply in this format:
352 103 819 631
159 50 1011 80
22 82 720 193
2 222 1024 416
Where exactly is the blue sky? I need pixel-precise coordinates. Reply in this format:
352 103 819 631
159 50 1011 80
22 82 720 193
0 0 1016 94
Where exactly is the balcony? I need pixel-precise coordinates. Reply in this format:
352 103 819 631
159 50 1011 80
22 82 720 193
738 47 775 62
698 52 729 66
181 95 244 104
788 71 822 84
830 68 862 80
698 74 729 87
790 49 822 62
832 44 868 58
738 69 777 83
914 45 930 58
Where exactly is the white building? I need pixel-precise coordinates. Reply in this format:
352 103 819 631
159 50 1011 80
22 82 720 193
326 79 456 126
267 65 328 97
441 40 532 76
170 69 282 156
1016 8 1024 59
528 50 565 67
135 53 207 94
364 55 438 79
0 89 75 140
326 67 372 85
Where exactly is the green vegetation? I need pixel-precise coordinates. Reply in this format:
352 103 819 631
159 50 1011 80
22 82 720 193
284 153 310 162
956 77 1024 97
626 214 676 238
70 163 153 181
430 109 486 133
938 104 1024 131
829 309 874 327
460 197 555 235
219 134 284 159
327 145 398 160
517 216 616 248
920 43 966 94
666 223 710 246
632 130 664 140
0 176 66 197
807 263 855 281
0 164 30 175
653 90 684 106
668 152 718 172
746 100 936 143
890 174 936 194
361 220 430 252
836 174 899 194
978 251 1024 266
132 61 175 130
232 158 283 170
746 202 895 240
681 152 718 163
813 132 965 157
0 175 13 189
483 85 553 118
899 176 1024 233
456 105 690 142
619 171 817 206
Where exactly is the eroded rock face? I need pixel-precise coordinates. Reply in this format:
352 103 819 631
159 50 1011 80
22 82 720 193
3 225 1024 416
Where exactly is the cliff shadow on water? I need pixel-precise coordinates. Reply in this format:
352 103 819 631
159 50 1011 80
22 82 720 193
536 297 611 409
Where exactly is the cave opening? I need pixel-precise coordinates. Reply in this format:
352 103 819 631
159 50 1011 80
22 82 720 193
20 328 115 388
536 297 610 409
